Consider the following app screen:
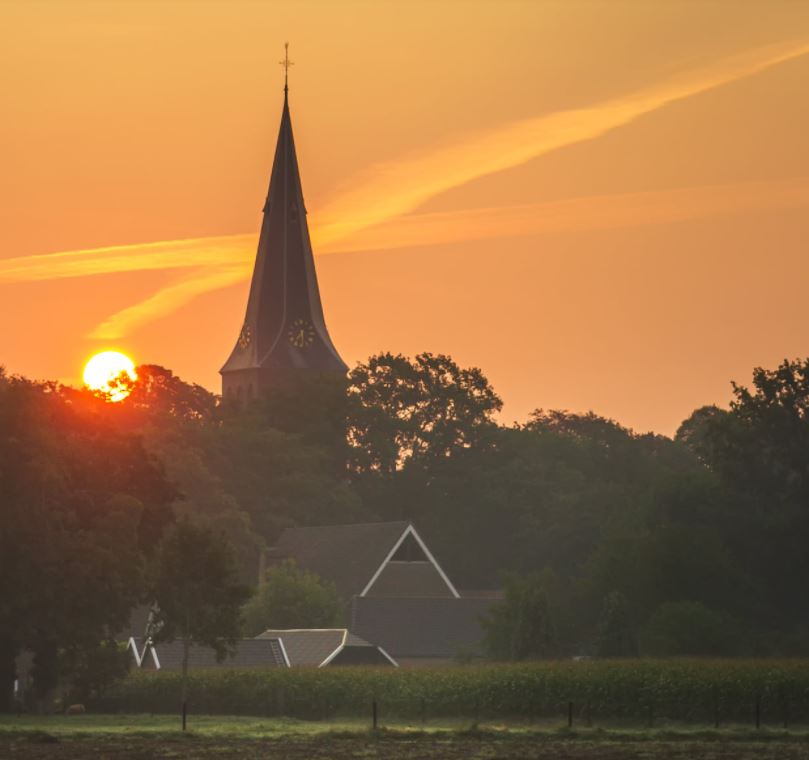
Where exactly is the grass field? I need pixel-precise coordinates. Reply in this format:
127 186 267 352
5 715 809 758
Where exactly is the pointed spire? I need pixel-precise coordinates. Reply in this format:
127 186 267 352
221 58 347 398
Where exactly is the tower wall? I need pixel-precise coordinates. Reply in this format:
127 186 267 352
221 369 261 404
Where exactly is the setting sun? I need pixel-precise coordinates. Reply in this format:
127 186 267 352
83 351 137 402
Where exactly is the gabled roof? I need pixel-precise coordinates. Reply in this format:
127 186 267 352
255 628 397 667
127 637 287 671
267 521 408 598
255 628 342 667
350 596 496 659
267 521 459 599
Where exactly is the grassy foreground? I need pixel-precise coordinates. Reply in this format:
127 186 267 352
5 715 809 758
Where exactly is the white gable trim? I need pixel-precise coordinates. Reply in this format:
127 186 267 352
318 629 348 667
377 645 399 668
316 630 399 668
407 525 461 598
359 524 460 598
127 637 161 669
276 637 291 668
127 637 146 667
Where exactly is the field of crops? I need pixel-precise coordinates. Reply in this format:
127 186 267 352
93 659 809 726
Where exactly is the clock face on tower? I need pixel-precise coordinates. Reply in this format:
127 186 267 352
238 324 252 349
288 318 315 349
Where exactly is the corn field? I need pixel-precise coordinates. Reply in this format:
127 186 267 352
92 659 809 725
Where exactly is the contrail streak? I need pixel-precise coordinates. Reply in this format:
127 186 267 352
311 38 809 247
327 177 809 255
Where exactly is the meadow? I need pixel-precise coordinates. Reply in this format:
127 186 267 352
5 714 809 759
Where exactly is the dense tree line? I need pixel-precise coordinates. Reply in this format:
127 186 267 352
3 353 809 706
0 371 174 710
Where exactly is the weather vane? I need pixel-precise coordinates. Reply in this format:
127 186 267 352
280 42 294 93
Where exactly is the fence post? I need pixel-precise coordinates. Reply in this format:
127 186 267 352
755 694 761 729
585 700 592 728
647 702 654 728
713 687 719 729
372 698 378 730
568 701 573 728
420 697 426 725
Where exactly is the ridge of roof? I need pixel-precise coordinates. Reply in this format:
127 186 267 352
278 520 411 533
258 628 347 634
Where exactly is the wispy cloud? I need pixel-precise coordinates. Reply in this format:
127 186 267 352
0 234 253 284
326 177 809 255
68 176 809 337
87 266 246 340
2 38 808 338
311 38 809 247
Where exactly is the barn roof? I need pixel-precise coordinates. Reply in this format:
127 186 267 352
267 521 411 597
128 637 287 670
255 628 397 667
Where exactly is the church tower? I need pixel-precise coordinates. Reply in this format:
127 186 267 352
221 51 347 401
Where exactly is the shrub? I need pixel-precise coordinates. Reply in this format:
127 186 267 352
596 591 638 658
641 601 741 656
62 639 131 705
242 560 343 636
482 573 555 660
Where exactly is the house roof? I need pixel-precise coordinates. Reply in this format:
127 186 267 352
267 521 411 597
128 638 287 670
350 596 496 659
255 628 397 667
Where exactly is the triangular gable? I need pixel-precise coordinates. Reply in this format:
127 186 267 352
360 525 460 598
390 532 429 562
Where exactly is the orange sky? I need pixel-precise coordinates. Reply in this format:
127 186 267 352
2 1 809 435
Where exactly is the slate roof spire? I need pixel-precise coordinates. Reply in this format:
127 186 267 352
221 49 347 400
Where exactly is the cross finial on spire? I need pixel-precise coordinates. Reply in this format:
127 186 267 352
279 42 294 95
